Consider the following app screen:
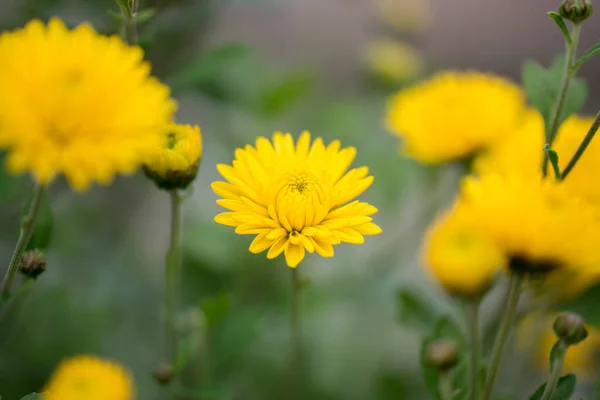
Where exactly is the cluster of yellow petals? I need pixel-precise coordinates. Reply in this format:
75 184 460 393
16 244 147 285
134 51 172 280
212 131 381 268
42 355 133 400
386 71 526 163
144 123 202 189
0 18 176 192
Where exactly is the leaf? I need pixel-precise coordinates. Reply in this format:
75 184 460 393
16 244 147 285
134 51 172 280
544 145 561 179
521 56 588 141
254 71 314 116
168 43 251 92
200 292 232 329
396 288 440 331
113 0 131 18
593 380 600 399
20 394 42 400
136 8 156 23
529 374 577 400
556 282 600 326
573 42 600 71
25 190 53 251
547 12 572 45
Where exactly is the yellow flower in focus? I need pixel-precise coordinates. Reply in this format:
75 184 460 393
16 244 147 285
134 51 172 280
458 174 600 273
42 355 134 400
423 207 505 298
0 18 176 192
519 314 600 381
386 71 526 163
364 38 424 84
144 123 202 190
212 131 382 268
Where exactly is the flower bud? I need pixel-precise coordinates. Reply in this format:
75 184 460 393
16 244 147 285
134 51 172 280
144 124 202 191
424 339 459 372
559 0 593 23
19 249 46 279
553 312 588 345
152 363 174 385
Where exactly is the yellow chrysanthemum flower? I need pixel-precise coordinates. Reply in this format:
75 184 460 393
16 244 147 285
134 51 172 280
474 111 600 203
144 123 202 190
457 174 600 273
518 314 600 381
212 131 382 268
0 18 176 192
423 206 505 298
386 71 526 163
42 355 134 400
364 38 424 84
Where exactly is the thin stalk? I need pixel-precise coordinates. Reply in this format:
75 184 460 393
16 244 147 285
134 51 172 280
482 273 523 400
120 0 138 45
0 184 45 299
439 371 454 400
540 340 568 400
165 190 182 372
543 23 582 175
561 108 600 179
468 299 481 400
290 266 303 398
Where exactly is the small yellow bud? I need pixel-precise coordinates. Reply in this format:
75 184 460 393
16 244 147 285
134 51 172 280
144 123 202 191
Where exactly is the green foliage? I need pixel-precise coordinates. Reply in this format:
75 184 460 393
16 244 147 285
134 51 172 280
201 292 232 329
396 288 440 332
547 12 572 45
254 71 315 117
136 8 156 24
573 42 600 71
25 191 53 251
529 374 576 400
20 394 41 400
521 56 588 140
420 316 467 400
594 381 600 399
544 145 561 179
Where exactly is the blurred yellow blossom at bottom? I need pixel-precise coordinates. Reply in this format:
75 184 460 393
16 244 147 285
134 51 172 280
519 313 600 381
364 38 424 84
42 355 134 400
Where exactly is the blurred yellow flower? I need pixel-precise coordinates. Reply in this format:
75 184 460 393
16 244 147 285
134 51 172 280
423 206 505 298
212 131 381 268
457 174 600 273
364 38 424 84
519 314 600 381
386 71 526 163
42 355 134 400
0 18 176 192
144 123 202 190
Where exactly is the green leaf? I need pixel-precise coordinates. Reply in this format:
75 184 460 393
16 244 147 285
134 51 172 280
24 191 53 251
593 380 600 399
113 0 132 18
544 145 561 179
573 42 600 71
521 56 588 140
396 288 440 332
168 43 251 92
556 282 600 326
136 8 156 23
200 292 232 328
20 394 42 400
254 71 314 116
529 374 577 400
547 12 572 45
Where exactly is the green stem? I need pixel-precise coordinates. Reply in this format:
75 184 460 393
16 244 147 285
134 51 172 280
561 108 600 179
120 0 138 45
166 190 182 372
0 184 45 300
482 273 523 400
468 300 481 400
439 371 454 400
543 23 581 175
290 267 303 397
540 340 568 400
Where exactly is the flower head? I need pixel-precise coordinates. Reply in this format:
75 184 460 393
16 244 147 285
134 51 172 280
212 131 381 268
144 123 202 190
0 18 176 192
42 355 134 400
386 71 526 163
457 174 600 273
364 38 424 84
424 207 505 298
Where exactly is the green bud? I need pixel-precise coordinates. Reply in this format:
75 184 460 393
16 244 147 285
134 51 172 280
18 249 46 279
559 0 593 23
424 339 459 372
553 312 588 345
152 363 174 385
143 162 199 191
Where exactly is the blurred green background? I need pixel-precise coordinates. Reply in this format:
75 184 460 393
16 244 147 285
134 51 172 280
1 0 600 399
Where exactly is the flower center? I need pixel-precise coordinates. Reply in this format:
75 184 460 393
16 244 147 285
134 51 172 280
165 132 178 149
275 170 328 231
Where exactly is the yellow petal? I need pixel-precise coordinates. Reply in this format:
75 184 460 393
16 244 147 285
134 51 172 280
267 237 288 259
311 238 335 257
214 212 239 227
285 243 306 268
355 222 382 235
249 233 275 254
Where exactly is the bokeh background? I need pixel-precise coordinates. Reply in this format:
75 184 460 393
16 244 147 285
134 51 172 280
1 0 600 399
